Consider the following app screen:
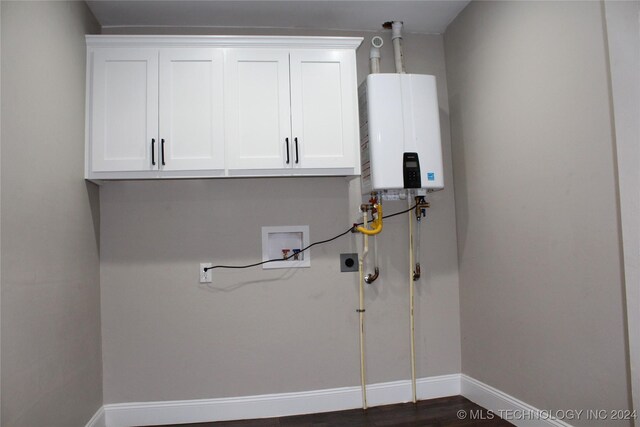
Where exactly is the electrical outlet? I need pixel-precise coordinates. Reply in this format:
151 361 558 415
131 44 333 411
200 263 213 283
340 253 359 272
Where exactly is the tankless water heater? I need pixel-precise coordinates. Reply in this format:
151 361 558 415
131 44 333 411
359 74 443 197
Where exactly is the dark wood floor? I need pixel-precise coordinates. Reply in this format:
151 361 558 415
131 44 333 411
144 396 513 427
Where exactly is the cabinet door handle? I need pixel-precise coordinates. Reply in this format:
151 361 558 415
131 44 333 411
161 139 166 166
285 137 290 164
151 138 156 166
294 137 299 164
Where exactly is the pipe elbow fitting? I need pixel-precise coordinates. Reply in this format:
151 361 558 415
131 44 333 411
364 267 379 284
370 36 384 59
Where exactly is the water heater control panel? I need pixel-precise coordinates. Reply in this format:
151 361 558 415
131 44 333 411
403 152 422 188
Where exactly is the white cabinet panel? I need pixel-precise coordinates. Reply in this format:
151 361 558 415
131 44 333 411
225 50 291 170
159 49 224 171
91 49 158 172
290 50 357 170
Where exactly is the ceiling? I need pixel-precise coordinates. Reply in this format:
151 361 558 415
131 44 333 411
86 1 469 34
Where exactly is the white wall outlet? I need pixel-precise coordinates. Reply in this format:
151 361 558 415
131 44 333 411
200 263 213 283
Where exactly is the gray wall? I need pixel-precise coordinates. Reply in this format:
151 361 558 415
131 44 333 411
444 1 630 423
1 2 102 426
604 0 640 414
99 28 461 403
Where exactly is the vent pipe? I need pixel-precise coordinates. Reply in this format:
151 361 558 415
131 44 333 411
391 21 406 73
383 21 406 73
369 36 384 74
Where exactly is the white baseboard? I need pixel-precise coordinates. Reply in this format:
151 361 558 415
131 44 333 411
103 374 460 427
85 406 106 427
461 375 572 427
89 374 570 427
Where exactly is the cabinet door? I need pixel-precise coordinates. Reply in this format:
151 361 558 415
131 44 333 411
159 49 224 171
225 49 291 170
289 50 358 170
91 48 158 172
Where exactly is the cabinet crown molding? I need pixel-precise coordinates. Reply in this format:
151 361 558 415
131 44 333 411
85 35 363 49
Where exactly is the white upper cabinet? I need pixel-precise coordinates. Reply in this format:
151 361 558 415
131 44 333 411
290 50 357 170
90 48 158 172
159 48 225 171
85 36 362 180
225 48 359 174
225 49 291 171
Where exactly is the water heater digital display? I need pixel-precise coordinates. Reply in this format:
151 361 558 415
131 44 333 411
359 74 444 197
403 152 421 188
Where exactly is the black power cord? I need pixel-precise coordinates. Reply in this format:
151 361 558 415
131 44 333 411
203 203 418 272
